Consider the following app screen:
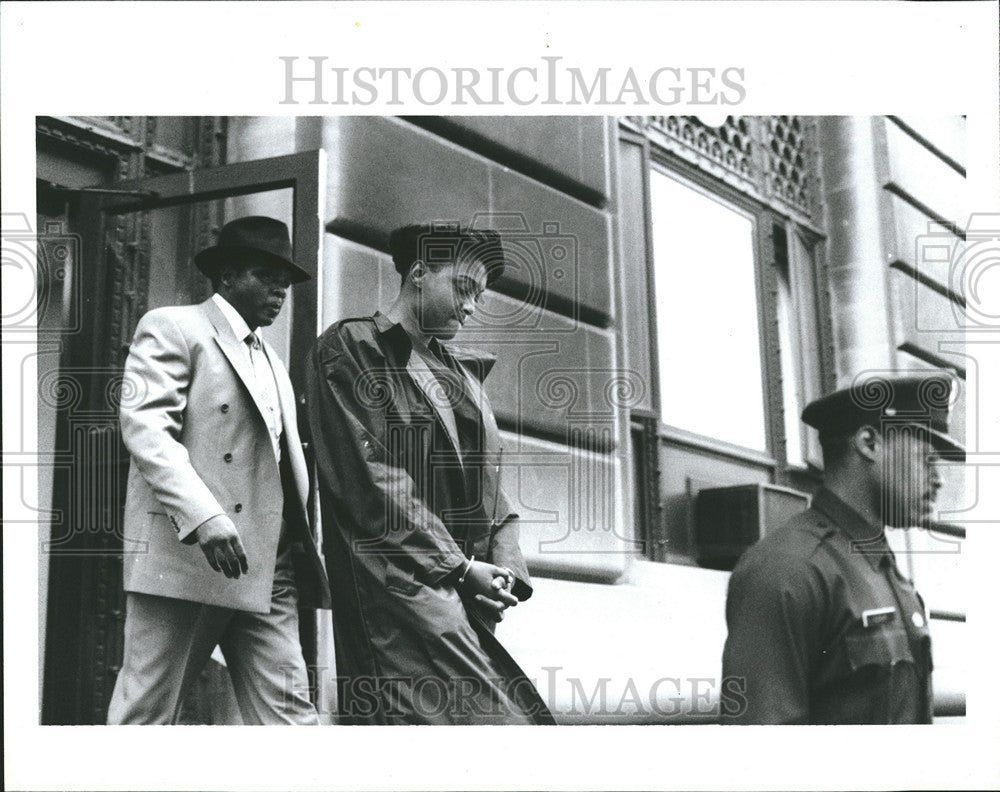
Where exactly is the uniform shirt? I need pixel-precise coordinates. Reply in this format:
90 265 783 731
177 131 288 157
721 488 933 724
211 293 283 463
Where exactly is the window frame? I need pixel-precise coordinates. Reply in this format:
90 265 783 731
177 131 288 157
772 218 829 472
645 146 783 468
621 117 836 565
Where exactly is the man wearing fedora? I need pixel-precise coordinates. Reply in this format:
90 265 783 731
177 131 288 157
107 216 330 725
721 372 964 724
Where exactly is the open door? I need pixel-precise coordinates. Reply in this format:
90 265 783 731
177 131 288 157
40 150 326 724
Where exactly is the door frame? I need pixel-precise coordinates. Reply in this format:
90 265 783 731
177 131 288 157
41 149 326 724
98 148 326 391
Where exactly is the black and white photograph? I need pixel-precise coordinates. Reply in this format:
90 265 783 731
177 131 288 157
30 112 972 727
4 3 1000 791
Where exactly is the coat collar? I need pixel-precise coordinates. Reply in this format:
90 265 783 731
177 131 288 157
372 310 409 345
210 292 264 347
812 487 890 571
371 312 504 470
369 313 460 458
407 349 462 459
371 311 497 381
446 344 497 383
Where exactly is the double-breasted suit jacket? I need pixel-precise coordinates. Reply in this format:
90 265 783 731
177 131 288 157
120 297 329 614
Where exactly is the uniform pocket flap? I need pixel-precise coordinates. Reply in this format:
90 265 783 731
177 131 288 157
845 627 914 670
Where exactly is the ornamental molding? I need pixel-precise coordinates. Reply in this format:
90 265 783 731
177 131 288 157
624 116 820 227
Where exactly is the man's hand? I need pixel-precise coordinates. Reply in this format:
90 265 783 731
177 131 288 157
194 514 249 579
459 560 518 621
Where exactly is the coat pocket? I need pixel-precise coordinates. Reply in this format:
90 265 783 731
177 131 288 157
384 563 421 597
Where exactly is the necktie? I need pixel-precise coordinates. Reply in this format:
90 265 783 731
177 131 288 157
244 333 282 462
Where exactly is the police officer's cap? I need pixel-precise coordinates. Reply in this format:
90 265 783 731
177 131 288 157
388 223 507 286
802 373 965 461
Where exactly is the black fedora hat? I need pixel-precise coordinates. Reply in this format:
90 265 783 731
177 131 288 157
194 216 310 284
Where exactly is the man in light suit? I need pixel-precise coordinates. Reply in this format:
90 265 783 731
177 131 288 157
107 216 330 725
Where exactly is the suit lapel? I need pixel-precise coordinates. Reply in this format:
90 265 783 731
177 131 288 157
262 341 295 434
263 342 313 516
201 298 274 429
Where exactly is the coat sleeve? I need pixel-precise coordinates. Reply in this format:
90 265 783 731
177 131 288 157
119 310 224 541
489 491 533 602
306 337 466 585
720 550 824 724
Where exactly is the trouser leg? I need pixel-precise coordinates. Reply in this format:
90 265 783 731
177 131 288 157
107 592 230 724
220 545 318 725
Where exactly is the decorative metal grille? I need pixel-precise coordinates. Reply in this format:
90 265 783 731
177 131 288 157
625 116 819 225
762 116 813 218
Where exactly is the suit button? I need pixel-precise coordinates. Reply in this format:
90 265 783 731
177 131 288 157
224 453 233 463
234 503 243 513
221 404 229 413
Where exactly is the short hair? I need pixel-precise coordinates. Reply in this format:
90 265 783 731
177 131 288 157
209 269 226 292
820 422 940 469
818 432 856 468
388 223 506 286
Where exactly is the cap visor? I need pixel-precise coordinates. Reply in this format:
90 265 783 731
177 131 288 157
928 427 966 462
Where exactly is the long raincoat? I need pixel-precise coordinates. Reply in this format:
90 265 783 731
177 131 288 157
305 312 554 724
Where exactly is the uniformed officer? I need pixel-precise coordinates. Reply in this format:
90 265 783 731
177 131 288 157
720 372 964 724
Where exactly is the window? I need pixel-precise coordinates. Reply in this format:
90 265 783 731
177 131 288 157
620 116 831 565
649 170 767 451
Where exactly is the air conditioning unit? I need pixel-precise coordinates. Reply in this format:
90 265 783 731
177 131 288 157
694 483 810 571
